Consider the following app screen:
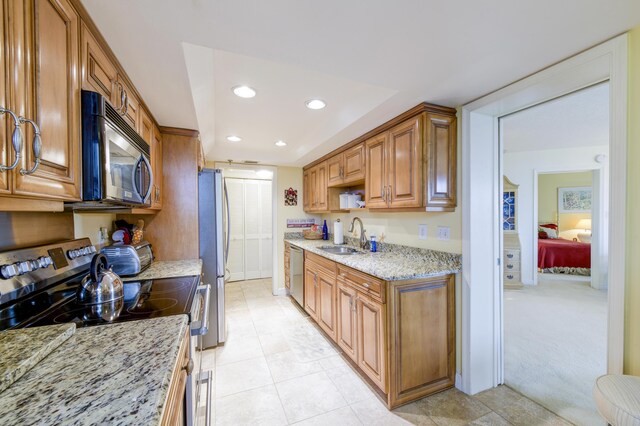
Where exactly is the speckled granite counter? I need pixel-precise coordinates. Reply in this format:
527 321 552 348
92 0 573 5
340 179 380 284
286 237 461 281
122 259 202 281
0 315 188 425
0 323 75 394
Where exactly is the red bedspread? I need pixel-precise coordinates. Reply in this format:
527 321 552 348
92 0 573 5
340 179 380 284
538 238 591 269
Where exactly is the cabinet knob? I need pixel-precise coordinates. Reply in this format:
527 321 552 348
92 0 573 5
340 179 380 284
362 282 371 288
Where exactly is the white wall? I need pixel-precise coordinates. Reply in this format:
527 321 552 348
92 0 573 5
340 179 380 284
504 145 608 284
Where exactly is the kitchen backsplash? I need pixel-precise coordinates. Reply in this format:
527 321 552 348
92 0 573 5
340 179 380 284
0 212 74 252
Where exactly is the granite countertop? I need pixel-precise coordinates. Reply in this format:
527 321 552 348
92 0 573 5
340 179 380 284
122 259 202 281
0 323 76 394
286 237 461 281
0 315 188 425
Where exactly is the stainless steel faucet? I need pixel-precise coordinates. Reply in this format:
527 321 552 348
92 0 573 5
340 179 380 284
349 217 370 250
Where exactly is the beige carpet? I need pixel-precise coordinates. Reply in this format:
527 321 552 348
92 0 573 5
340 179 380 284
504 277 607 426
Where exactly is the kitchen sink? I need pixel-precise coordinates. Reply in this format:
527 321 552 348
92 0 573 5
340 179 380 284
318 245 362 255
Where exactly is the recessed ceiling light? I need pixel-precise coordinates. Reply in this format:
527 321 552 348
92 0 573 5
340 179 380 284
305 99 326 110
232 85 256 98
226 135 242 142
275 140 287 147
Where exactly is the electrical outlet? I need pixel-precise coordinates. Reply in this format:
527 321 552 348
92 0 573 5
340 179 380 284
437 226 450 241
418 224 428 240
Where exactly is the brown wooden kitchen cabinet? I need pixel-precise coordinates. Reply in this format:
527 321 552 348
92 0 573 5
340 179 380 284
300 247 455 408
327 142 365 187
356 292 386 391
336 281 358 362
304 103 457 213
11 0 82 202
424 112 457 211
160 327 190 426
304 252 337 335
81 22 117 101
365 116 422 209
0 3 10 195
304 161 328 212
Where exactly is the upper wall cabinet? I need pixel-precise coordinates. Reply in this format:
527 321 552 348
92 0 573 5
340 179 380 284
424 113 457 211
81 23 117 101
305 161 328 212
304 103 457 213
327 142 365 187
11 0 82 201
0 4 10 195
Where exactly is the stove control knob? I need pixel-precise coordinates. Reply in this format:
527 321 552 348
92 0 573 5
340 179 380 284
78 247 86 256
0 264 19 279
37 256 52 269
29 260 40 271
89 246 97 254
67 249 79 260
17 261 33 274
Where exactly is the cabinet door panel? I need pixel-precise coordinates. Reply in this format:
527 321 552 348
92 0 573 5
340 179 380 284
81 23 116 100
116 77 139 132
425 113 456 211
327 154 343 187
388 117 422 208
0 3 9 194
317 269 337 341
343 143 365 184
152 125 163 209
14 0 81 200
388 275 455 406
309 168 317 210
303 170 310 211
304 264 318 320
336 281 357 362
316 161 327 211
365 133 387 208
357 295 386 392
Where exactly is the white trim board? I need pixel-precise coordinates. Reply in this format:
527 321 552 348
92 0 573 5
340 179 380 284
460 34 627 394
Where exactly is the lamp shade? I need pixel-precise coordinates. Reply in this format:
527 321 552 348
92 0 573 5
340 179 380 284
575 218 592 230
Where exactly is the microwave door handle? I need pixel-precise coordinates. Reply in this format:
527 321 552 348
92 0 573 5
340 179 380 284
132 156 142 201
140 154 153 203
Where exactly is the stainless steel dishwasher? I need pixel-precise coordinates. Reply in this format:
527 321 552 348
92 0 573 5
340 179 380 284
290 245 304 307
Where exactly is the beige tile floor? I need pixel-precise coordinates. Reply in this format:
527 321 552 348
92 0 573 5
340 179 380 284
199 278 575 426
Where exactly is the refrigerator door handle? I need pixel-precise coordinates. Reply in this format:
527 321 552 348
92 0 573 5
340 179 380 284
190 284 211 336
216 276 225 343
224 178 230 267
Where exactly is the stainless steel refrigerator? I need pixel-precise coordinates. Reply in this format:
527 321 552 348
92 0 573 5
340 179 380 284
198 168 228 348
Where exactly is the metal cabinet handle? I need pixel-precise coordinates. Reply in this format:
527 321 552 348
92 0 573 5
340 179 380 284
19 118 42 175
0 107 23 172
115 81 128 116
381 187 385 201
387 185 392 205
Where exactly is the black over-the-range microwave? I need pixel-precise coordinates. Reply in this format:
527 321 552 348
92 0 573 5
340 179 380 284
81 90 153 207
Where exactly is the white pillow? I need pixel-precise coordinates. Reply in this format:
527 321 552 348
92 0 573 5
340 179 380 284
540 226 558 239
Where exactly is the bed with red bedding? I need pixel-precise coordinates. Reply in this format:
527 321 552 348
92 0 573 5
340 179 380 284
537 238 591 269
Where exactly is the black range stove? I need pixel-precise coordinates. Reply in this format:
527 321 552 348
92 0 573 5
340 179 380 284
0 238 200 331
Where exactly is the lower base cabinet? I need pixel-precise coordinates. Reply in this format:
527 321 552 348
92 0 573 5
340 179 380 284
302 249 455 409
160 328 190 425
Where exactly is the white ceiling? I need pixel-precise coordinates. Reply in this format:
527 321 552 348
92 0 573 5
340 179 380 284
502 82 609 152
80 0 640 166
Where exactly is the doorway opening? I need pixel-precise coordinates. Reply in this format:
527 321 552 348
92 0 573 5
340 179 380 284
460 34 627 403
215 163 277 287
500 83 610 425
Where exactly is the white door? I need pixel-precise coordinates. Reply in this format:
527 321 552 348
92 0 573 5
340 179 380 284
225 178 273 282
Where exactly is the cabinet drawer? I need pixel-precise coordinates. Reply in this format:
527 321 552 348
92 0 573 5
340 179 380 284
504 250 520 262
504 262 520 272
337 265 385 303
305 251 337 275
504 271 521 283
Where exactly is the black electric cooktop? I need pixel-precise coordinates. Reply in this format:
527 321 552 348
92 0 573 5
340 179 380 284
0 275 200 330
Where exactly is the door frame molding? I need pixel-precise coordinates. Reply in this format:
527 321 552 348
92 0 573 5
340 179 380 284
460 34 627 394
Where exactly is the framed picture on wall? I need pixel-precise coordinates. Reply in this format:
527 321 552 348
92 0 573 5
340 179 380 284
558 186 592 213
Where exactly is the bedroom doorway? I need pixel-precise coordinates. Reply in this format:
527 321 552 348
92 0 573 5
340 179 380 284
500 83 609 425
